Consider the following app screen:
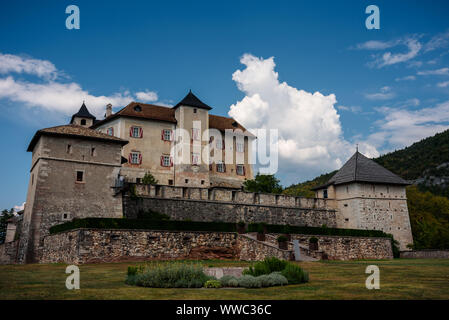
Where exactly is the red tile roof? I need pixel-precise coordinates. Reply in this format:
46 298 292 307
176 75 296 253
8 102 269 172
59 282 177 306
91 102 255 137
27 124 128 152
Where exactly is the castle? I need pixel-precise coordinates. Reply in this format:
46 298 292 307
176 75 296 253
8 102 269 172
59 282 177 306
0 91 414 264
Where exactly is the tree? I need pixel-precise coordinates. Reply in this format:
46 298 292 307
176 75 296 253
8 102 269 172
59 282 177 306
243 173 283 194
142 172 158 185
0 208 14 244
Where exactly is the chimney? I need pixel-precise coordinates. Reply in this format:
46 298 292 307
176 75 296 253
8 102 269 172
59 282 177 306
105 103 112 118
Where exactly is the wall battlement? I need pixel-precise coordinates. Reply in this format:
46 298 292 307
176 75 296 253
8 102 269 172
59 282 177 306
132 184 331 210
125 183 338 228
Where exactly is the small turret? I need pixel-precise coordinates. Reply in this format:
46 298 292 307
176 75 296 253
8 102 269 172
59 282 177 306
70 102 96 127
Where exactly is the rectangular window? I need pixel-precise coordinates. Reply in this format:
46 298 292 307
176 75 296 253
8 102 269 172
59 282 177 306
192 153 200 165
216 162 225 173
162 129 172 141
192 128 200 141
236 142 244 153
236 164 245 176
76 171 84 182
161 155 172 167
67 144 72 154
323 189 328 199
91 147 96 157
129 152 141 164
107 127 114 136
130 126 142 138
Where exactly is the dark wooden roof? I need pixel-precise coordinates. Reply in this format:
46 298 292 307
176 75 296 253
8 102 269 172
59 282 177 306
312 151 410 190
27 124 128 152
70 103 96 123
173 91 212 110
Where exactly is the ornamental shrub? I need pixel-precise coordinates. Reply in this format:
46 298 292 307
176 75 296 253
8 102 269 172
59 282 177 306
128 262 213 288
238 275 262 288
204 280 222 288
242 257 287 276
142 172 158 185
281 263 309 284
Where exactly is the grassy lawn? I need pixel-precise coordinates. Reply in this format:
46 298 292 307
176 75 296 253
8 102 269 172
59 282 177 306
0 259 448 300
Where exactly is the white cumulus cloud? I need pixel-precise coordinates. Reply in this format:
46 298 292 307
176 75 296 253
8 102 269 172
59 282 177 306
228 54 378 181
0 53 161 118
135 90 158 102
0 53 58 80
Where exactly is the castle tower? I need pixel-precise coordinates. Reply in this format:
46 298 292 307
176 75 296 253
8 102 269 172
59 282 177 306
18 124 128 263
172 90 212 187
70 102 96 127
313 151 414 250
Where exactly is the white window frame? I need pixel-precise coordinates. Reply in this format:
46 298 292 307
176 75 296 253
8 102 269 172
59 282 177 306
163 129 172 141
130 152 140 164
162 155 171 167
236 164 245 176
107 127 114 136
132 127 141 138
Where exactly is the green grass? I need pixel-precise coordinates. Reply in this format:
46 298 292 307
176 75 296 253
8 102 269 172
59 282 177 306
0 259 448 299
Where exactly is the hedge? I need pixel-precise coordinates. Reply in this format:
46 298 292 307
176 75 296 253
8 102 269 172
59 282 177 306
247 222 390 238
50 218 390 239
49 218 238 234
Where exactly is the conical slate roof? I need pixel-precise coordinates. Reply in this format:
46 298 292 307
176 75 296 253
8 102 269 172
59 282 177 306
314 151 410 189
173 90 212 110
70 102 96 123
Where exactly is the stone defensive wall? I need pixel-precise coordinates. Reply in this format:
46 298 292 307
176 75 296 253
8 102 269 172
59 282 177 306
269 234 393 260
40 228 393 264
41 229 291 264
123 184 337 228
400 250 449 259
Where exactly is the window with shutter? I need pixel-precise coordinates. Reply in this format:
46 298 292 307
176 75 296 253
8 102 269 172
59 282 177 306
130 152 140 164
162 129 172 141
130 127 141 138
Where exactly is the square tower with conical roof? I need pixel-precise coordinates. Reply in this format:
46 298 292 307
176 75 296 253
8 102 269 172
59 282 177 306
313 151 414 250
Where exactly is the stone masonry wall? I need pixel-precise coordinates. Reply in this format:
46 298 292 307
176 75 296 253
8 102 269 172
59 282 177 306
124 184 337 228
41 228 392 264
287 234 393 260
0 241 19 264
124 196 337 227
400 250 449 259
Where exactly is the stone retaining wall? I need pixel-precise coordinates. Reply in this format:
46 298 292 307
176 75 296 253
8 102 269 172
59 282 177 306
41 228 392 264
400 250 449 259
285 234 393 260
0 241 19 264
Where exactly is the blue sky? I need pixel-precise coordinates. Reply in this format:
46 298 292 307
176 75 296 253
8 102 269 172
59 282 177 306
1 0 449 210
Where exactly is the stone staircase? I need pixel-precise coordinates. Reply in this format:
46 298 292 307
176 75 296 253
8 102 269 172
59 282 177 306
243 233 321 262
